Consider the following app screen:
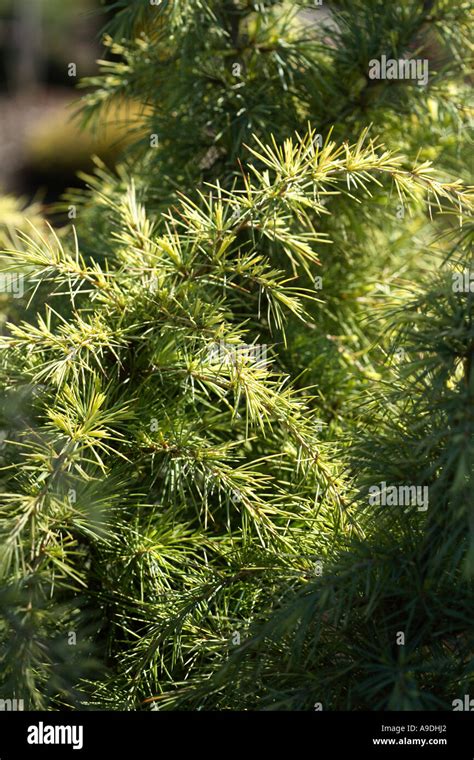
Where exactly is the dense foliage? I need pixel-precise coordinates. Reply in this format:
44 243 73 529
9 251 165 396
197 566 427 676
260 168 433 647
0 0 472 710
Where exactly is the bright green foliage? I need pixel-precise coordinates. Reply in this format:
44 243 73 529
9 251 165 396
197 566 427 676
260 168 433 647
194 222 474 711
0 0 472 710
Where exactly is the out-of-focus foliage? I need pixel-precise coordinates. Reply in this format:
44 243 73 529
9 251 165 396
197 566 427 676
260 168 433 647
0 0 472 712
24 100 148 175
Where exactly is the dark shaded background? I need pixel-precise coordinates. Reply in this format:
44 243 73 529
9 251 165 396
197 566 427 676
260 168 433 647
0 0 102 203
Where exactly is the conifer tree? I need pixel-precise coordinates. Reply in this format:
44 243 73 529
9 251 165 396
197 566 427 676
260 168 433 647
193 220 473 711
0 0 472 710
